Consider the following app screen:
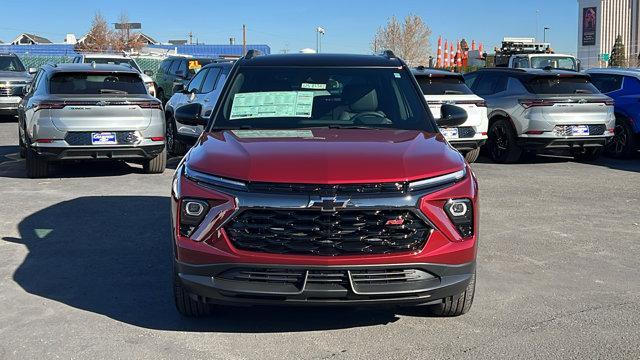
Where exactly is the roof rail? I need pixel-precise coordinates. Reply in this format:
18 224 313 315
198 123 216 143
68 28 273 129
244 49 263 60
378 50 396 59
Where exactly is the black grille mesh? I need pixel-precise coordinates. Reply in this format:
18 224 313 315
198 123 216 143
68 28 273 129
457 127 476 138
225 209 430 256
247 182 406 195
64 131 138 145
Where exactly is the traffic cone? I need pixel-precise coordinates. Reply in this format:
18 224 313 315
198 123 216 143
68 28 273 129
444 40 449 67
471 40 476 51
456 41 462 69
450 43 455 70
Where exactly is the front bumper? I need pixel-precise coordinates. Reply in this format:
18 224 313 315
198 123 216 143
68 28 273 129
176 261 475 306
33 144 165 160
449 139 487 152
0 97 20 114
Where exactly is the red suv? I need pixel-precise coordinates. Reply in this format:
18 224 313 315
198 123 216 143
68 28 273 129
170 51 479 317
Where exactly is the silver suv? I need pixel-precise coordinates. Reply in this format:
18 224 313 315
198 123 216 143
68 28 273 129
18 63 166 178
0 53 35 117
464 68 615 162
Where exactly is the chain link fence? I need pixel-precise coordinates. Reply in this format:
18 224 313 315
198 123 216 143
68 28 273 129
580 54 640 69
17 55 163 75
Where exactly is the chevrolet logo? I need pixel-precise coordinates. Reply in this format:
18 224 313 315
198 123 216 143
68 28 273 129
307 196 350 212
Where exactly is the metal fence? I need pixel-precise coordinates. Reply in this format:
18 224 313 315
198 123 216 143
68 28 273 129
580 54 640 69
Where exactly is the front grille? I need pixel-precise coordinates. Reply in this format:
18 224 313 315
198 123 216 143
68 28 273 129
0 86 24 96
246 182 407 195
350 268 433 284
457 127 476 138
225 209 430 256
218 268 431 285
553 124 606 136
64 131 138 145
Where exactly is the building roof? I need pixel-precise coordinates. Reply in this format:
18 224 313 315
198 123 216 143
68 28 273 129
12 33 52 45
133 33 158 45
239 53 403 67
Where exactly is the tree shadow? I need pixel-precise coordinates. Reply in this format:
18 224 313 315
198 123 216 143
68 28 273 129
4 196 401 332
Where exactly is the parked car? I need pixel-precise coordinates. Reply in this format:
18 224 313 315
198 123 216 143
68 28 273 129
464 68 615 163
71 53 157 97
412 67 488 163
154 56 217 103
170 51 478 318
164 60 234 155
0 53 35 117
587 68 640 158
18 63 166 178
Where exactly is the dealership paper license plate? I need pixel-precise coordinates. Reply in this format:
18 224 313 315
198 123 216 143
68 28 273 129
571 125 589 136
91 132 117 145
440 127 459 139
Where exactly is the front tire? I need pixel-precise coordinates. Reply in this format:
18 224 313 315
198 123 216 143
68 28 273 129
487 119 522 163
18 129 26 158
606 118 636 158
25 148 49 178
463 148 481 163
173 273 212 318
426 271 476 317
166 114 187 156
143 148 167 174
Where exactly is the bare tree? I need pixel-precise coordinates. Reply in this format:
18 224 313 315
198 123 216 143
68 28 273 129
75 12 112 52
371 15 432 67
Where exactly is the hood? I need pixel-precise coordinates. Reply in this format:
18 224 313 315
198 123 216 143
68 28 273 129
0 71 31 82
187 129 465 184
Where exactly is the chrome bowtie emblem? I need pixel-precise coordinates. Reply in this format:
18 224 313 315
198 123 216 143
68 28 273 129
308 196 350 212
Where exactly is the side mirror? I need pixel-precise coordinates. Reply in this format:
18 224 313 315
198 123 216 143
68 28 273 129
28 67 37 74
172 82 186 94
175 102 207 126
143 69 154 76
437 104 468 127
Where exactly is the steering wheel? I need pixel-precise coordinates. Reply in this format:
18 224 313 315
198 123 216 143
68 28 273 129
351 111 388 124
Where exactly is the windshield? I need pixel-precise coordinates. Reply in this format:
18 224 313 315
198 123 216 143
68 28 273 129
530 56 577 71
212 67 435 131
416 76 473 95
84 58 141 72
49 72 147 95
525 76 599 94
0 56 26 72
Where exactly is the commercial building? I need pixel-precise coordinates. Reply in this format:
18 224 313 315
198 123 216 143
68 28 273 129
577 0 640 68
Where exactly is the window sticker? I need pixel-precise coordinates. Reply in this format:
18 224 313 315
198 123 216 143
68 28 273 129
232 130 315 138
188 60 202 71
230 91 314 120
301 83 327 90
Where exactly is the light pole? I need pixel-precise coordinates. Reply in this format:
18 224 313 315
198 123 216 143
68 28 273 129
535 10 540 41
316 27 325 53
543 27 550 43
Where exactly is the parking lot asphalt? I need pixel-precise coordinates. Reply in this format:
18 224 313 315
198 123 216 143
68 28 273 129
0 117 638 360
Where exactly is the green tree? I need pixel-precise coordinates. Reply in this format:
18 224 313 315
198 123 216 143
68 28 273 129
609 35 627 67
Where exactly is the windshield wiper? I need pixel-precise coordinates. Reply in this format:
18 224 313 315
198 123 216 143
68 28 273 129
325 125 388 130
444 90 465 95
210 125 253 131
100 89 128 94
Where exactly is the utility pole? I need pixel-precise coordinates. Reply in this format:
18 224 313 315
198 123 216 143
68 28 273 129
316 27 325 53
188 31 193 45
535 10 540 41
543 27 550 43
242 24 247 56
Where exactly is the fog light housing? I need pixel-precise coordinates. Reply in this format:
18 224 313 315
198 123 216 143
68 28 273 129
180 199 210 237
444 199 474 238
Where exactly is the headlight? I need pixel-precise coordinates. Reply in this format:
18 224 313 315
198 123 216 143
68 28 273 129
145 82 156 96
408 168 466 192
184 165 247 191
179 199 210 237
444 198 474 238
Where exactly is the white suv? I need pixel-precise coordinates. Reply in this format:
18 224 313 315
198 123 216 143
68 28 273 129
72 53 156 97
412 68 488 163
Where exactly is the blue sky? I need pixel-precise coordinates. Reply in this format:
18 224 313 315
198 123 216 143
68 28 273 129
0 0 580 55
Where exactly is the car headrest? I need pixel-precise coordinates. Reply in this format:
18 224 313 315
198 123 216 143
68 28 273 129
343 84 378 112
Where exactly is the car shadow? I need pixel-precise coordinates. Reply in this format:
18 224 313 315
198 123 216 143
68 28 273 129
0 145 183 178
4 196 402 332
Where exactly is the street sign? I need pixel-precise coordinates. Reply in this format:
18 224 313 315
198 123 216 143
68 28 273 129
600 53 610 62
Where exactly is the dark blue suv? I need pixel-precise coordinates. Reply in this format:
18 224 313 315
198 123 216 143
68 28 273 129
588 68 640 158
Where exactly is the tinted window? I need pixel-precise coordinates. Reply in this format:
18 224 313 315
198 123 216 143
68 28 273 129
212 67 436 132
49 72 147 94
201 67 221 93
464 73 479 89
0 56 25 72
525 76 599 94
177 59 188 76
474 74 499 95
416 76 473 95
187 69 208 92
168 60 181 75
160 60 173 72
589 74 624 93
